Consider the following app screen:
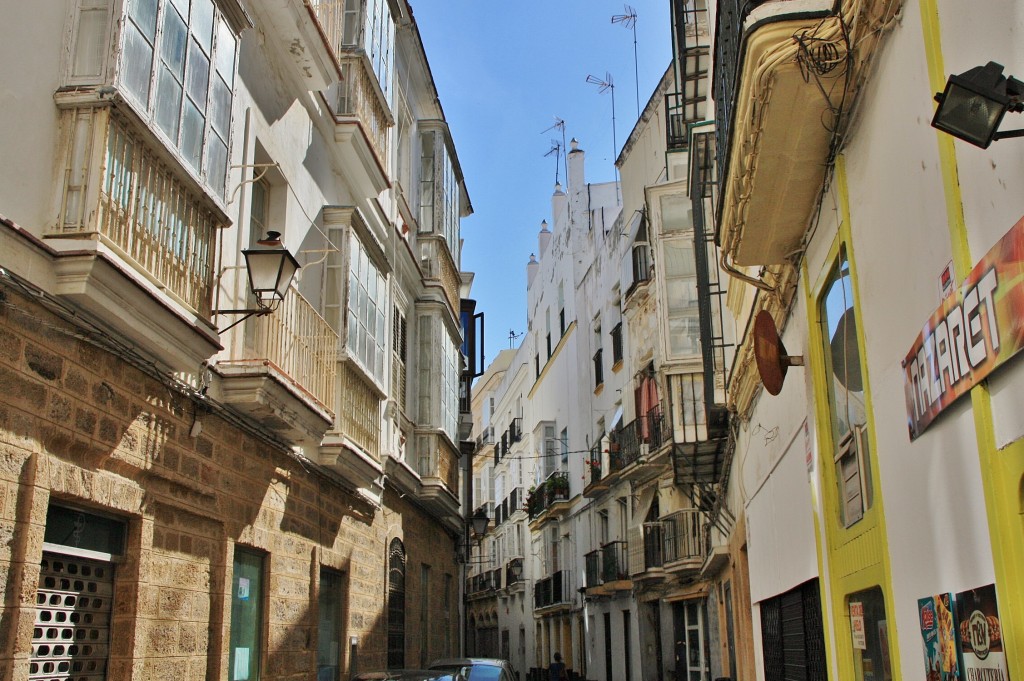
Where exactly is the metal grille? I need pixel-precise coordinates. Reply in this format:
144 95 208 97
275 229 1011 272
759 580 827 681
31 553 113 681
386 539 406 669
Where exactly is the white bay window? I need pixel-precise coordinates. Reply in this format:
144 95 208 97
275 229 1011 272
347 233 387 385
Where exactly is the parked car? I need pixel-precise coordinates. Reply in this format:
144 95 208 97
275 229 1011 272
428 658 517 681
354 670 461 681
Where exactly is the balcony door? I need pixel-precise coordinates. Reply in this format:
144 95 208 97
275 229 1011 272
673 599 709 681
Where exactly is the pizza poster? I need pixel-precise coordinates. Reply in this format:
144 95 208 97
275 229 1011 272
918 593 961 681
955 584 1010 681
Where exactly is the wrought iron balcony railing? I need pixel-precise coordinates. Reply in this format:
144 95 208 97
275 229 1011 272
585 550 602 588
533 570 571 608
527 471 570 519
600 540 629 583
610 409 668 468
662 509 708 564
587 441 604 487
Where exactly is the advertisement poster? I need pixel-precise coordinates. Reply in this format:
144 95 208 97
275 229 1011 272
918 594 961 681
955 584 1010 681
903 215 1024 440
851 601 867 650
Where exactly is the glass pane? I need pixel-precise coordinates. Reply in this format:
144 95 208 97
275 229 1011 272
72 7 108 78
161 6 187 77
661 194 692 233
318 570 342 681
211 76 231 137
186 38 210 109
662 241 696 276
192 0 215 52
155 67 183 139
216 19 236 84
121 23 154 104
820 252 864 444
229 549 263 681
207 135 228 198
181 100 205 170
169 0 190 19
128 0 158 40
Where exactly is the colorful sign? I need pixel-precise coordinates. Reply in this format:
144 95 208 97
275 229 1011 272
903 215 1024 439
851 601 867 650
955 584 1010 681
918 593 962 681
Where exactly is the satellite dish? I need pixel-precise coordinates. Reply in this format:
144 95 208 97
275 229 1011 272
753 310 804 396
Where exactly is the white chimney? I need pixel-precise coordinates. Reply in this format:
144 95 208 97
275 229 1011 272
538 220 551 257
527 253 539 289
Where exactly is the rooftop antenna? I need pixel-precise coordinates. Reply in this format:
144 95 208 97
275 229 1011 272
544 139 563 186
586 72 621 204
508 329 523 348
541 117 568 190
612 5 640 118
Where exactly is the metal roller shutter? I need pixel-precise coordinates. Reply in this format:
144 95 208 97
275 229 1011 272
30 553 114 681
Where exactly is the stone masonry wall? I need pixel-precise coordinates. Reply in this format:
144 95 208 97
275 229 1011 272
0 285 459 680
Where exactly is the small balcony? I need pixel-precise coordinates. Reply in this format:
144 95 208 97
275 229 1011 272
419 236 462 316
410 431 461 519
49 106 222 372
585 551 602 589
216 288 338 445
600 540 630 584
527 471 571 521
505 558 524 590
611 409 669 477
584 440 610 498
533 570 571 610
467 568 502 597
662 509 708 573
714 0 897 267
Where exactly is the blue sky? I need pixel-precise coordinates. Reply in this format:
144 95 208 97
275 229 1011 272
413 2 673 367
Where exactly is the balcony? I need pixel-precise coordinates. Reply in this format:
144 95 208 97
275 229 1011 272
671 373 732 488
505 558 524 590
714 0 899 267
324 54 392 201
468 568 502 597
48 106 221 372
584 441 610 497
533 570 571 610
419 236 462 315
410 431 461 519
662 509 708 573
585 541 631 596
527 471 571 521
610 409 669 480
495 488 522 528
216 288 338 445
261 0 341 91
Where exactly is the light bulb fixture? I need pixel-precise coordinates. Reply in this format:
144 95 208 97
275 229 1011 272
932 61 1024 148
214 231 300 333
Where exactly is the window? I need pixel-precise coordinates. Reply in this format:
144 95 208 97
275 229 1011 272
249 176 270 245
362 0 394 105
318 569 345 681
846 587 891 681
419 128 460 261
443 574 453 656
543 424 556 478
593 347 604 389
419 565 430 667
663 240 700 357
819 248 872 527
392 307 408 413
120 0 237 197
611 322 623 365
230 548 265 681
441 333 459 441
546 308 552 358
559 428 568 471
558 283 566 336
347 232 387 384
387 539 406 669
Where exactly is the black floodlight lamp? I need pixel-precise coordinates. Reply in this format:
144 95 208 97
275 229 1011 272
932 61 1024 148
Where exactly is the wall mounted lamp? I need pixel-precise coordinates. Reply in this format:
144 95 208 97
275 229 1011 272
215 231 300 333
932 61 1024 148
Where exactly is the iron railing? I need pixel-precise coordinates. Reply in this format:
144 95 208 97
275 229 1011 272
587 441 604 487
585 550 602 588
662 509 708 564
643 522 665 570
611 409 668 468
600 540 629 582
533 570 571 608
527 471 570 519
611 322 623 365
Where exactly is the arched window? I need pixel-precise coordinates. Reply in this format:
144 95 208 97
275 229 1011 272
387 538 406 668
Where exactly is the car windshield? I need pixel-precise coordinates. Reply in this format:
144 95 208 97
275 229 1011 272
354 672 458 681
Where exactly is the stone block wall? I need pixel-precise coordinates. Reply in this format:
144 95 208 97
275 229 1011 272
0 285 460 680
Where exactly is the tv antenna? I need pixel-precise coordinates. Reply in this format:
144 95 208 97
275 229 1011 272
612 5 640 117
508 329 523 348
544 140 563 186
541 117 568 190
586 72 621 204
